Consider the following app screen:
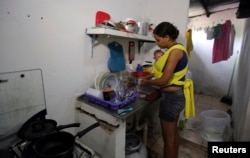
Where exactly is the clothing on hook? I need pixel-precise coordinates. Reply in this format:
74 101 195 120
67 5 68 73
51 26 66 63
185 29 193 57
212 20 233 63
213 24 222 39
206 27 214 40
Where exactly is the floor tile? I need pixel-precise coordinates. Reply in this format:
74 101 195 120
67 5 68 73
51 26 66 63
179 140 207 158
201 139 208 148
195 102 211 110
196 94 214 106
147 134 164 158
179 128 203 145
210 101 230 111
147 132 161 148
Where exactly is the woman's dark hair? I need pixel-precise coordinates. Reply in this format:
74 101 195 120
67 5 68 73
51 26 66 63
153 22 179 40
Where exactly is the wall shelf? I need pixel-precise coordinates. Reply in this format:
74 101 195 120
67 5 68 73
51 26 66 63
86 27 155 42
86 27 155 56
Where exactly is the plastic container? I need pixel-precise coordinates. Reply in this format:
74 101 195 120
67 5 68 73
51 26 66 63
125 133 147 158
86 88 103 100
200 110 230 141
84 91 138 110
137 21 149 35
136 64 143 72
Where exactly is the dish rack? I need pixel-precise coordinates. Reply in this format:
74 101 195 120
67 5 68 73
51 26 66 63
84 91 138 110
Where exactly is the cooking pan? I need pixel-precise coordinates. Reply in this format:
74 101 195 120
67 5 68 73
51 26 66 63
17 119 80 141
33 122 100 158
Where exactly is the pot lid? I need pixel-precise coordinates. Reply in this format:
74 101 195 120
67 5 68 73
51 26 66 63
17 119 57 141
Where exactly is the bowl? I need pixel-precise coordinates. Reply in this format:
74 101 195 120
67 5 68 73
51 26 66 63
116 21 139 33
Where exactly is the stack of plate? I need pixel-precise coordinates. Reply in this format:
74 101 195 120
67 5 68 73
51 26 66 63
95 72 119 91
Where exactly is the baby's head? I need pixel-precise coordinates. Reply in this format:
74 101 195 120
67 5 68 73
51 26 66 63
153 49 164 61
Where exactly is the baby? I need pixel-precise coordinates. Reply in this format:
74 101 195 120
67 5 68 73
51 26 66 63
153 49 164 62
143 49 164 79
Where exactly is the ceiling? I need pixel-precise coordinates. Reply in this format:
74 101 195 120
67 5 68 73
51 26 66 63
189 0 240 18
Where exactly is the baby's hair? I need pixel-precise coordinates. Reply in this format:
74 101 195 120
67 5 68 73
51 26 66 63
153 49 164 61
154 49 164 55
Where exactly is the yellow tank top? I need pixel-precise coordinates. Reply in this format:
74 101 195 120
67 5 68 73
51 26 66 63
153 44 188 87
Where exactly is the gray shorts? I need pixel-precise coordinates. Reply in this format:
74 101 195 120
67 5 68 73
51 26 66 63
159 90 185 122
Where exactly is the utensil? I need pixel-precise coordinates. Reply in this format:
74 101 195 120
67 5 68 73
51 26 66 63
116 21 139 33
101 73 119 90
117 107 133 115
108 42 126 72
86 87 103 99
95 72 109 90
103 89 116 101
95 11 110 25
128 41 135 64
33 122 100 158
17 119 80 141
115 79 127 102
125 133 141 154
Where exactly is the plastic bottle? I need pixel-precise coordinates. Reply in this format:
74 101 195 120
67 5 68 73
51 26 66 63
136 64 143 72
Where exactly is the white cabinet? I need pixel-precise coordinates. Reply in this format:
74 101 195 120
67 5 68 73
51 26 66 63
75 95 160 158
75 100 126 158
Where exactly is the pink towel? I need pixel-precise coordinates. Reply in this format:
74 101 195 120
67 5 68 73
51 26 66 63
212 20 233 64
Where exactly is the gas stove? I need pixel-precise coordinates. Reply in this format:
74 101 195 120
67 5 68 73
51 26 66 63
0 139 100 158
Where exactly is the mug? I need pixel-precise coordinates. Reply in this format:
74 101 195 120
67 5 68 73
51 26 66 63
103 89 115 101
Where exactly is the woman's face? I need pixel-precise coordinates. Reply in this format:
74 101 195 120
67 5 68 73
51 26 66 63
153 34 169 49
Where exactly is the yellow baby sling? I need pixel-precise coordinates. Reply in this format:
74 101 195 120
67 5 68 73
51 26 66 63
153 44 195 119
153 44 188 87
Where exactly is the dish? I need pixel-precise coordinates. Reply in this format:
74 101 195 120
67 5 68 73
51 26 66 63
101 73 119 90
95 72 108 90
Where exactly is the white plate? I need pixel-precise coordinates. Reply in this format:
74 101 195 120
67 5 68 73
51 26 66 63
99 72 110 89
101 73 119 90
95 72 108 90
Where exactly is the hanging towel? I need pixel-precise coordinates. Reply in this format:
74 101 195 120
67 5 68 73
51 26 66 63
212 20 232 63
185 29 193 58
213 24 222 39
108 41 126 72
184 79 195 119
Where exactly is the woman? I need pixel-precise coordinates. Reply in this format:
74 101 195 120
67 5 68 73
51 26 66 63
140 22 188 158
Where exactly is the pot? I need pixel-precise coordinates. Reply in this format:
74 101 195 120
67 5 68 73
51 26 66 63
17 119 80 141
33 122 100 158
125 133 141 154
116 21 139 33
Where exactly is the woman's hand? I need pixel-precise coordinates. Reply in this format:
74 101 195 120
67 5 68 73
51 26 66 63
139 79 149 87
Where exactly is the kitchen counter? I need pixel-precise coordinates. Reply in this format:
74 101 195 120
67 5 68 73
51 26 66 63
76 93 159 121
75 92 160 158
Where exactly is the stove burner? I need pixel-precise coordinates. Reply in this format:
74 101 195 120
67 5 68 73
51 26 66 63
6 140 96 158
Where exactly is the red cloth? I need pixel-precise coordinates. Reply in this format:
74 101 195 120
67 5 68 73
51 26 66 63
212 20 232 63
